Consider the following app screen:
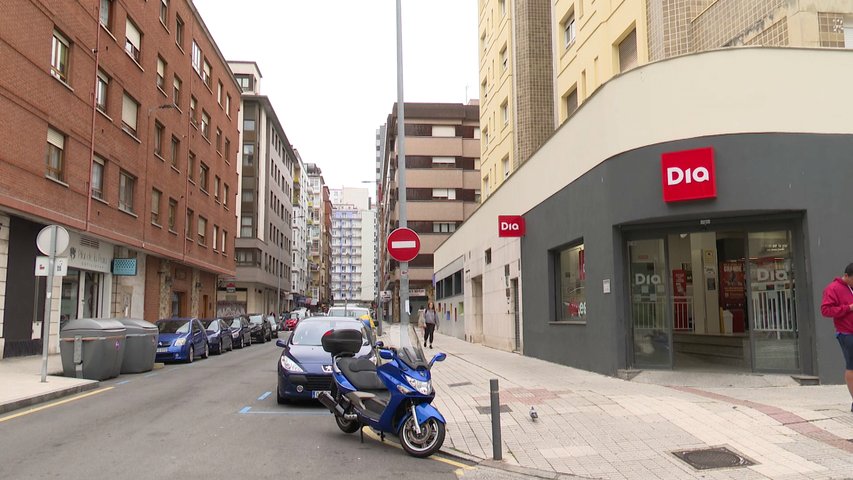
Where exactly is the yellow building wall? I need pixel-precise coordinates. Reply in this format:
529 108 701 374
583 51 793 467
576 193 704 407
554 0 649 125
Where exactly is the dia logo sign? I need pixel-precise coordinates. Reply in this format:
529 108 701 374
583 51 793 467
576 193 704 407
661 147 716 203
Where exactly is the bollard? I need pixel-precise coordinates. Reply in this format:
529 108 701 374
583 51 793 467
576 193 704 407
490 378 502 460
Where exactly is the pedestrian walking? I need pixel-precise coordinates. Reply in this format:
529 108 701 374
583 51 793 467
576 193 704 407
423 302 438 349
820 262 853 412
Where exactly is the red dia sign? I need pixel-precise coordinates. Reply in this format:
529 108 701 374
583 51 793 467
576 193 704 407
386 228 421 262
661 147 716 203
498 215 526 237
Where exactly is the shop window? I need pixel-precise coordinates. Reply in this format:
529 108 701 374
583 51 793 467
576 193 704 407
485 248 492 265
554 241 586 322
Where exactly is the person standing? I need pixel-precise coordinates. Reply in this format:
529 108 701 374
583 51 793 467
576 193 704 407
820 263 853 413
423 302 438 349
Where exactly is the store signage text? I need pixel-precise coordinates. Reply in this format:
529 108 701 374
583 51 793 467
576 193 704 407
635 274 662 285
755 268 789 282
498 215 526 237
661 147 716 203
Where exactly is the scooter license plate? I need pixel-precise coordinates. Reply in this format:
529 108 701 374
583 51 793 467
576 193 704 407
312 390 330 399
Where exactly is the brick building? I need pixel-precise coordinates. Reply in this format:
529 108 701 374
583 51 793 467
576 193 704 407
0 0 240 357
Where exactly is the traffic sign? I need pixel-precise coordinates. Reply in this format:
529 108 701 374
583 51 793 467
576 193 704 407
386 227 421 262
36 225 69 257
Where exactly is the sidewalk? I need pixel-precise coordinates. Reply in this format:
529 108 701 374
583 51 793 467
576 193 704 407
0 354 99 415
379 323 853 479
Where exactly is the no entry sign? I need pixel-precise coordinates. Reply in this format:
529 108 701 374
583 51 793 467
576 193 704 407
386 228 421 262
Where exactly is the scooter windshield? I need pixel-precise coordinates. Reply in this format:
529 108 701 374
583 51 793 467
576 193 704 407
398 324 429 370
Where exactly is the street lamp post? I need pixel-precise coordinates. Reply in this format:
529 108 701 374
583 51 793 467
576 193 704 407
395 0 410 327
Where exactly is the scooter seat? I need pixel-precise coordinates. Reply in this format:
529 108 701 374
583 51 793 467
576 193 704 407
337 357 386 391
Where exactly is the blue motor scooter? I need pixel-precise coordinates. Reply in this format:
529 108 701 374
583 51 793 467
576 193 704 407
318 324 447 458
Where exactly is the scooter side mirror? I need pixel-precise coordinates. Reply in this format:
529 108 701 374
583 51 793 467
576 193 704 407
275 339 287 348
375 340 384 348
379 349 395 360
430 353 447 366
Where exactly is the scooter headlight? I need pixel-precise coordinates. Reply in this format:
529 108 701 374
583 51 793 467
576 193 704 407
405 375 432 395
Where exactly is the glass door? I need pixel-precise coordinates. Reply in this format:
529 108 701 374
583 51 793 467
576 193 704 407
629 239 672 368
747 231 799 371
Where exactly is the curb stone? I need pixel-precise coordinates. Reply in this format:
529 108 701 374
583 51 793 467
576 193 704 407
0 381 100 415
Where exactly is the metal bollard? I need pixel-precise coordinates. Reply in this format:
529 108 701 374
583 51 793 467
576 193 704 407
490 378 502 460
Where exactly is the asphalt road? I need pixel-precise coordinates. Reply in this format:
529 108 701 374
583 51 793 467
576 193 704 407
0 333 469 480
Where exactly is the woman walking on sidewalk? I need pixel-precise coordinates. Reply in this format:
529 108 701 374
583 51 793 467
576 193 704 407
423 302 438 349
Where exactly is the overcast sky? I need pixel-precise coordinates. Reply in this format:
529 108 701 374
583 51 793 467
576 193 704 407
194 0 479 193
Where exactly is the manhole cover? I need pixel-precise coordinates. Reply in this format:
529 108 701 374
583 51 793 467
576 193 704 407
448 382 473 388
672 446 756 470
476 405 512 414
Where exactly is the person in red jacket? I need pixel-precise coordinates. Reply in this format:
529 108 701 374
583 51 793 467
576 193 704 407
820 263 853 412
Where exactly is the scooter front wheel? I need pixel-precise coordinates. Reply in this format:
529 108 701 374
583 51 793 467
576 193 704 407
399 416 445 458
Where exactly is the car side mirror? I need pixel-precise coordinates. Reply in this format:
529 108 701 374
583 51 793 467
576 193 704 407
375 341 384 348
379 349 394 360
276 339 287 348
430 353 447 366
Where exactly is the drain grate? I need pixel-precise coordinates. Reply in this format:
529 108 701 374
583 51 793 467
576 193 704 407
476 405 512 414
448 381 473 388
672 446 756 470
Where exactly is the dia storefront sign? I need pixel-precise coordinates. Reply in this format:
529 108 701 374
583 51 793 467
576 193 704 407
661 147 716 203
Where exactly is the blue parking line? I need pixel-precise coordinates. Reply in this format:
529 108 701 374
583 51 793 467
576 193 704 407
116 380 131 385
239 406 252 414
257 391 271 401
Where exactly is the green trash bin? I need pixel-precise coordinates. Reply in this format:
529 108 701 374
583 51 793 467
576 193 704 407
117 318 158 374
59 318 126 380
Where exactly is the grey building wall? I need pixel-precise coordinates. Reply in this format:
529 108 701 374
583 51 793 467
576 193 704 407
521 132 853 384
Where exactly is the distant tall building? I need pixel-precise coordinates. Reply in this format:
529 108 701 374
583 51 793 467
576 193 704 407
290 150 310 309
306 164 331 309
224 61 294 316
330 188 376 305
377 102 480 322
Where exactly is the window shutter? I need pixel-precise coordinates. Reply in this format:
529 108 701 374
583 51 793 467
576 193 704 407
122 94 138 130
47 128 64 148
157 58 165 77
618 29 638 73
125 19 141 49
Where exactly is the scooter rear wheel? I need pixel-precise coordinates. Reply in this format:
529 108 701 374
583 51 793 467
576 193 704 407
399 416 445 458
335 411 360 433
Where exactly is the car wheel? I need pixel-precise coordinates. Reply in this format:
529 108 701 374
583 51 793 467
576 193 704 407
202 342 209 359
187 345 194 363
247 336 252 346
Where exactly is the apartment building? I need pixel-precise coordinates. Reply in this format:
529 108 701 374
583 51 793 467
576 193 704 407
436 1 853 383
377 102 480 325
216 61 293 316
0 0 240 357
290 150 310 309
306 163 332 310
330 188 376 305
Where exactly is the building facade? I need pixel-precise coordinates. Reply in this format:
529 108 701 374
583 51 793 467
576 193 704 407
217 62 293 317
0 0 240 357
330 187 377 305
378 102 480 323
290 150 310 309
306 163 331 310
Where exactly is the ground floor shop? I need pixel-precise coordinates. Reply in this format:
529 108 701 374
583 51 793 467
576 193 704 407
215 282 288 317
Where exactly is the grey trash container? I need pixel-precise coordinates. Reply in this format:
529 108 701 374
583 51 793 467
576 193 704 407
59 318 126 381
117 318 158 374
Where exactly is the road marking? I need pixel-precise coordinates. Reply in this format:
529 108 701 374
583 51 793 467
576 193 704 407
257 391 271 401
239 406 252 414
240 410 330 416
391 240 416 249
116 380 131 385
362 428 473 469
0 387 114 423
143 372 158 378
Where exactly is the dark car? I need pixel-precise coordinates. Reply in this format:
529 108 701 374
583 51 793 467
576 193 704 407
276 316 374 404
203 318 233 354
155 318 209 363
229 315 252 348
248 314 272 343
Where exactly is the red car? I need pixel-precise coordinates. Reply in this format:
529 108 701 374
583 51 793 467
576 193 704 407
284 316 300 331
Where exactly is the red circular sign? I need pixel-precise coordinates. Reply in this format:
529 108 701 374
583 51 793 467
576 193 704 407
386 228 421 262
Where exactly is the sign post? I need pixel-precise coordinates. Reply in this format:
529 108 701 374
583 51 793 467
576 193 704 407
36 225 70 383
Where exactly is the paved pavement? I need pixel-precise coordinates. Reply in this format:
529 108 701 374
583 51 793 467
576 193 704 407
379 323 853 479
0 353 98 414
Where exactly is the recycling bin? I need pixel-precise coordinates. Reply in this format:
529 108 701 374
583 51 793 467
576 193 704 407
59 318 126 381
117 318 158 374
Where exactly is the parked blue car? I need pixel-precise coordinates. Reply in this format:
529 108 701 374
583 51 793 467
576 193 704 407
203 318 233 354
155 318 209 363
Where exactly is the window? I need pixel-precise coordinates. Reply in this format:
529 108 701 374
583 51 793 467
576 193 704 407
96 70 109 112
156 56 166 91
185 209 194 238
223 184 229 208
121 93 139 135
159 0 168 25
241 216 253 237
217 81 223 105
199 162 209 191
236 74 251 91
243 118 255 131
170 136 180 167
618 28 638 73
168 198 177 232
241 188 254 202
46 127 65 182
188 152 196 181
51 30 70 83
125 18 142 62
500 45 508 71
474 189 481 203
432 156 455 166
197 216 207 245
433 222 456 233
215 128 222 153
485 248 492 265
432 188 456 200
501 100 509 125
432 125 456 137
175 15 184 49
91 156 105 200
119 170 136 213
502 156 510 178
214 175 220 202
154 121 164 156
99 0 113 30
555 242 586 322
563 13 576 48
190 96 197 124
242 143 254 166
173 75 181 107
226 94 232 116
213 224 219 250
201 110 210 138
224 138 231 162
499 0 506 16
221 230 227 255
202 59 212 88
191 40 202 74
151 188 162 225
565 88 579 118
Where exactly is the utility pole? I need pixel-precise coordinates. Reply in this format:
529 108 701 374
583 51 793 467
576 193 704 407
395 0 410 326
